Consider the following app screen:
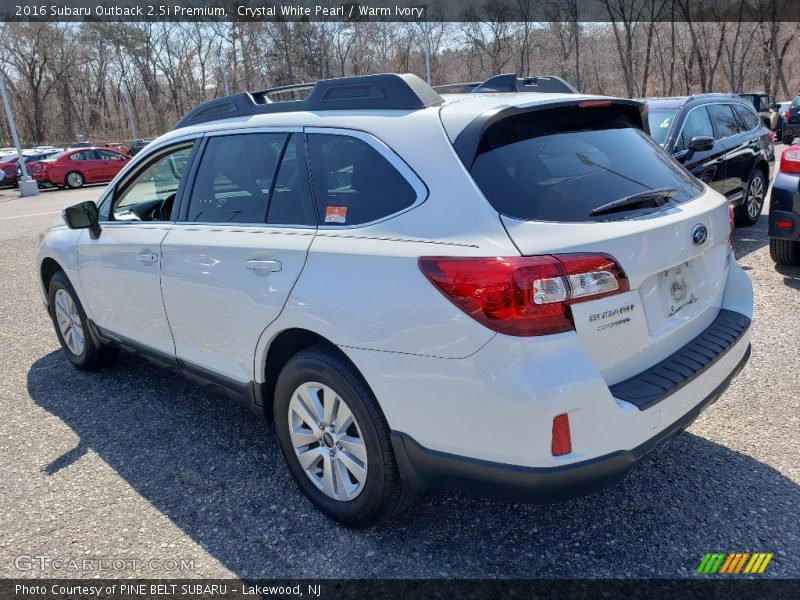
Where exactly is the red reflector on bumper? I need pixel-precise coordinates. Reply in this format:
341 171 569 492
551 413 572 456
776 219 793 229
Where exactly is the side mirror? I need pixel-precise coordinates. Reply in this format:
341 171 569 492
770 103 780 111
688 136 715 152
63 201 101 239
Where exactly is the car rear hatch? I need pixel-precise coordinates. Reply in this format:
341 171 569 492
443 98 734 385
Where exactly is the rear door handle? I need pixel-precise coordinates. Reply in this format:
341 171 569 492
137 252 159 264
245 259 282 272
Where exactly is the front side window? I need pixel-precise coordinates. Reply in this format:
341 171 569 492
186 133 286 224
675 106 714 152
306 133 417 226
112 144 193 222
708 104 741 139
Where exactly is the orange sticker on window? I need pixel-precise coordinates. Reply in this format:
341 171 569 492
325 206 347 224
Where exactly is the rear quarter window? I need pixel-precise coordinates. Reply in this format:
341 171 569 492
469 104 702 222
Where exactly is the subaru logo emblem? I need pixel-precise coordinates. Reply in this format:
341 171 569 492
691 224 708 246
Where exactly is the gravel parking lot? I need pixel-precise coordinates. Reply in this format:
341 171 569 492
0 172 797 579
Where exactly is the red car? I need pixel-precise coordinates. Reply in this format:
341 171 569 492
0 154 20 186
29 148 131 189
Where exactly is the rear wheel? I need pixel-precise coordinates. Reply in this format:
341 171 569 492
770 238 800 266
735 170 766 227
274 345 414 527
48 271 119 370
65 171 84 189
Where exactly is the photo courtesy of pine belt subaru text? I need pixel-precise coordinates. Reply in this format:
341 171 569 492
37 73 754 527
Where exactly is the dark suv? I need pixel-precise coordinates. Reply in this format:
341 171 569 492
646 94 774 226
781 96 800 145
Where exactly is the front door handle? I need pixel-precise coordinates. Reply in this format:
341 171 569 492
245 259 282 272
137 252 159 264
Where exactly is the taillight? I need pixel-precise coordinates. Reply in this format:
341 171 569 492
785 108 791 121
418 253 628 337
775 219 793 229
780 145 800 174
728 202 735 245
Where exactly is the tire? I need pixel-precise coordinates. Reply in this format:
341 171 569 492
734 169 766 227
274 344 414 527
48 271 119 370
65 171 84 189
770 238 800 266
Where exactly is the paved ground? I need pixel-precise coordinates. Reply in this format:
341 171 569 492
0 171 797 579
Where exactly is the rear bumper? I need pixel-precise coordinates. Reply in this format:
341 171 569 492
783 124 800 141
391 342 751 502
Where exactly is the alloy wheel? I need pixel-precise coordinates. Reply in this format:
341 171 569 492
746 175 765 220
67 172 83 188
288 381 368 501
54 288 85 356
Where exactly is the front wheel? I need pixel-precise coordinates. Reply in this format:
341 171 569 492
274 345 414 527
735 170 766 227
48 271 119 370
770 238 800 266
65 171 84 189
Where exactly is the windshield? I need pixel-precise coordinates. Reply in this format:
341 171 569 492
469 104 702 223
647 109 678 147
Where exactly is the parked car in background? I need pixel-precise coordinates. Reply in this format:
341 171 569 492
739 92 779 130
646 93 773 226
127 139 153 157
33 145 57 152
15 151 60 184
0 169 4 185
768 144 800 265
1 147 18 156
68 141 94 149
29 147 131 189
103 142 130 155
776 101 792 142
0 153 21 186
780 96 800 145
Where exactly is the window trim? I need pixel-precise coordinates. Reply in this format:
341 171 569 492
732 102 761 132
303 126 429 230
175 127 313 229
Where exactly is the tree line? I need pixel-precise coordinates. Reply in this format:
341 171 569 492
0 12 797 145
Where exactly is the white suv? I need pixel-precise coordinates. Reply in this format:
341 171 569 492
38 73 753 527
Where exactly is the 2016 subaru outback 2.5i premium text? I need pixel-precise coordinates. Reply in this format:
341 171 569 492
38 73 753 527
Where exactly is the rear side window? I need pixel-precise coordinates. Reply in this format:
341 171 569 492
675 106 714 151
708 104 741 139
469 104 702 222
733 104 761 131
186 133 286 224
307 134 416 226
70 151 95 161
266 134 316 226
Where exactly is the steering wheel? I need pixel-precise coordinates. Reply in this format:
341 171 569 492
153 193 177 221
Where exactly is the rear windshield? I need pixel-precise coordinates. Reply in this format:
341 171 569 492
469 104 703 222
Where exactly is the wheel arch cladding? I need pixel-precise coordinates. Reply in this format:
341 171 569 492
260 328 370 422
40 257 64 303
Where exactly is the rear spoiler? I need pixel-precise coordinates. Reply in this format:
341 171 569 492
434 74 578 95
453 98 647 169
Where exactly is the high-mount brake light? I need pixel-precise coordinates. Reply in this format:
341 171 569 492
780 145 800 174
578 100 613 108
418 254 628 337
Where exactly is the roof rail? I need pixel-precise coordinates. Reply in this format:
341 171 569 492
434 74 578 95
173 73 443 130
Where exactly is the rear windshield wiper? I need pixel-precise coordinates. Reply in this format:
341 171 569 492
589 188 678 217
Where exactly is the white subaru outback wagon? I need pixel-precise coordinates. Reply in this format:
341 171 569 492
38 73 753 527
